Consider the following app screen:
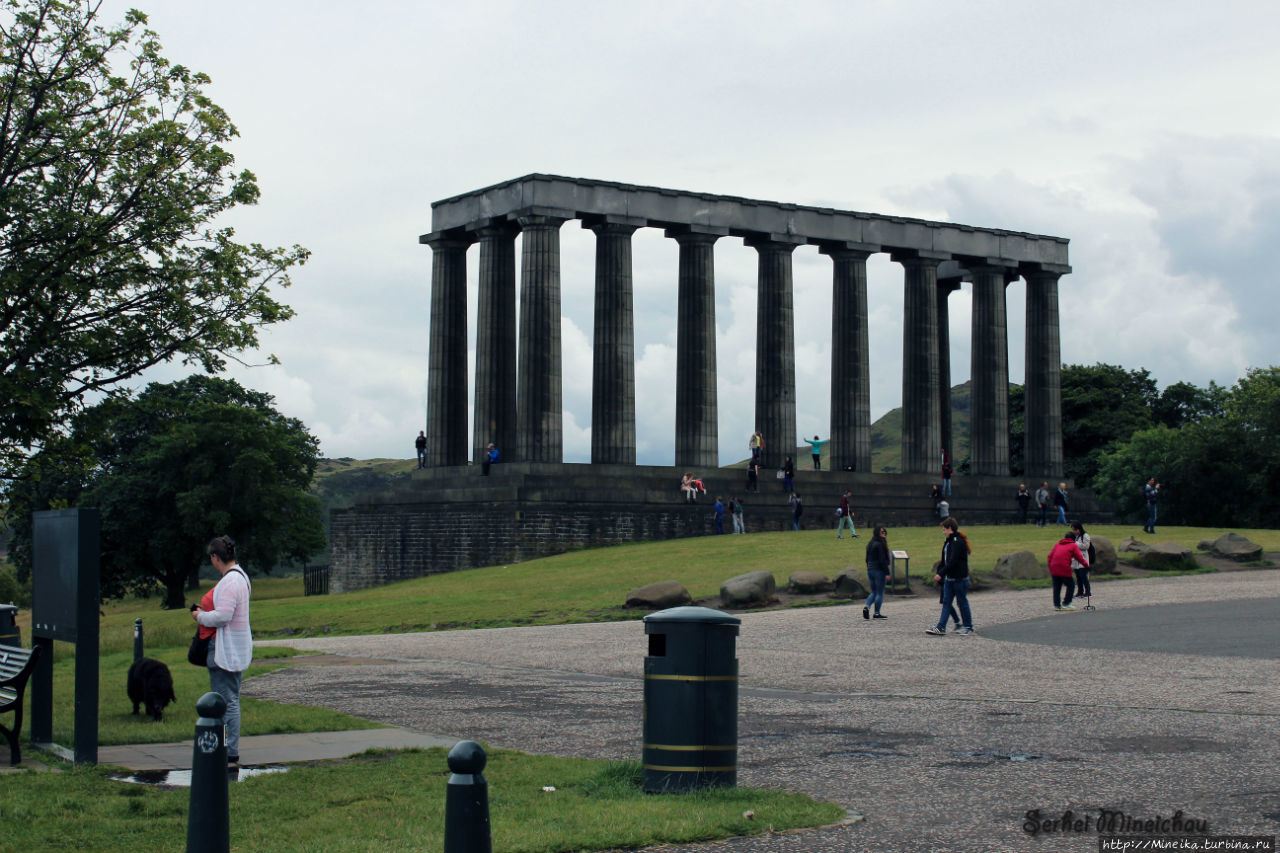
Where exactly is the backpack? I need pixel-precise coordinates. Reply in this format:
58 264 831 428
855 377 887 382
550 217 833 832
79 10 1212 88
1087 542 1097 566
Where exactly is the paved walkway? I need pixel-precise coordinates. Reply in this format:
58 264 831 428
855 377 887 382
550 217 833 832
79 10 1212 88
61 569 1280 851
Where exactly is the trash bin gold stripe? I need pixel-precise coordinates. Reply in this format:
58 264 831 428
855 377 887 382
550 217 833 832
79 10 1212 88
644 674 737 681
643 763 737 773
644 744 737 752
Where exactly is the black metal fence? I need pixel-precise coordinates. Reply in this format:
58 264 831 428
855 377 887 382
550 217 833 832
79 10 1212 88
302 564 330 596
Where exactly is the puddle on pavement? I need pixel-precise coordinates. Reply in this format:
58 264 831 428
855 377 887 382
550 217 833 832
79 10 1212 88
111 766 289 788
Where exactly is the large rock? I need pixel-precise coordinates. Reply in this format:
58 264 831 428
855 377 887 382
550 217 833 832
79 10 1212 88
832 568 867 599
1090 535 1119 574
991 551 1046 580
1118 536 1149 553
788 571 833 594
1130 542 1197 572
720 571 777 607
1209 532 1263 562
625 580 692 610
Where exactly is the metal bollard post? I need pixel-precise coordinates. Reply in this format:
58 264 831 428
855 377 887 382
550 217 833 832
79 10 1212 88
186 692 229 853
444 740 491 853
133 618 143 662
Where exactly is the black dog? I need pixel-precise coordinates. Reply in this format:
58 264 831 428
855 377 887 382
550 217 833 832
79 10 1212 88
127 657 176 722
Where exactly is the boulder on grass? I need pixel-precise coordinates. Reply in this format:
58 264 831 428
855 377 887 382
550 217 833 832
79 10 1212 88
788 571 833 594
1130 542 1197 572
1118 536 1149 553
832 568 867 599
991 551 1046 580
626 580 693 610
720 571 777 607
1209 532 1263 562
1090 535 1119 574
1197 539 1215 552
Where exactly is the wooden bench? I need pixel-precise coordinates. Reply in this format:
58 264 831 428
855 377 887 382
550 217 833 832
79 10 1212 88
0 644 39 765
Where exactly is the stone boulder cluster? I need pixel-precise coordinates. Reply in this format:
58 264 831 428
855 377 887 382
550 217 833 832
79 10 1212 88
1196 532 1264 562
1117 536 1198 571
625 567 867 610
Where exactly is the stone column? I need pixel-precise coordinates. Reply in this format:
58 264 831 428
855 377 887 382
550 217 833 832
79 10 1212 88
936 279 960 461
669 227 725 469
422 231 471 467
894 252 946 474
473 221 518 464
1024 267 1068 478
821 244 875 472
516 212 569 463
587 217 642 465
748 235 805 471
968 262 1016 475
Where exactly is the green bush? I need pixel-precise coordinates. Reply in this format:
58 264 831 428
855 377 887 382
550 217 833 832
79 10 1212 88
0 562 31 607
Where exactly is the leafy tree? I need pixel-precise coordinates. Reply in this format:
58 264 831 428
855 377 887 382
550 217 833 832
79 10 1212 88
1152 380 1227 429
0 0 308 473
1094 367 1280 528
1059 363 1160 487
7 376 325 607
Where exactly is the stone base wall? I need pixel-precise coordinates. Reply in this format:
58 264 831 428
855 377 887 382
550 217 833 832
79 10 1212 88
328 463 1113 593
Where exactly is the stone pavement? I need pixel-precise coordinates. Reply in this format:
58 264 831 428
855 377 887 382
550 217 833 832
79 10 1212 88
244 569 1280 853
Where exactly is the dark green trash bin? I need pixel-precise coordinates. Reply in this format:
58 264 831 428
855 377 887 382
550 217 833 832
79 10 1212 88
642 606 741 792
0 605 19 648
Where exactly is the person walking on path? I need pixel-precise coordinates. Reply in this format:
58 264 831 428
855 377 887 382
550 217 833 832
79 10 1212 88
1016 483 1031 524
782 455 795 492
864 526 890 620
713 496 725 534
926 518 973 635
730 496 745 534
1048 532 1088 611
1071 520 1093 602
192 535 252 768
789 491 804 531
415 431 427 468
836 489 858 538
940 448 953 497
1035 482 1051 527
1143 477 1161 534
804 435 828 470
1054 482 1070 526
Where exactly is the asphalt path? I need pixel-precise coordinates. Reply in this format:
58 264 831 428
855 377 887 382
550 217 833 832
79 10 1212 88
252 570 1280 853
981 596 1280 659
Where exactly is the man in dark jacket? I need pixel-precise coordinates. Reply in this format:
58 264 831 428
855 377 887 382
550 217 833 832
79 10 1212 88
926 518 974 635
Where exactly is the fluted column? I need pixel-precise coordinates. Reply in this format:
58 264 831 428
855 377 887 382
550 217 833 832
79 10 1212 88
937 279 960 461
422 231 472 467
587 218 641 464
1024 267 1067 478
748 235 804 471
821 244 874 472
516 212 568 463
667 228 724 469
969 263 1015 475
473 221 518 464
895 252 945 474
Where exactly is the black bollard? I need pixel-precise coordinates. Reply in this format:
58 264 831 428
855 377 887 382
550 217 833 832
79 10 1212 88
186 692 229 853
444 740 491 853
133 618 143 662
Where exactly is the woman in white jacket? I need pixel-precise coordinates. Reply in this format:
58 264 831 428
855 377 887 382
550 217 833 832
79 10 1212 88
192 535 252 767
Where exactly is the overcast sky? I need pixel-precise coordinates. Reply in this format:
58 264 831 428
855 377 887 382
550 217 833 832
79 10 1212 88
115 0 1280 465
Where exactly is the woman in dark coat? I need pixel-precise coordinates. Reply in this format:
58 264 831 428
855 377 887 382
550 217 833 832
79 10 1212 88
863 526 891 620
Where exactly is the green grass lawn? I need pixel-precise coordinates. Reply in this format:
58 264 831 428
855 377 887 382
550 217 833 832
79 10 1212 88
0 750 846 853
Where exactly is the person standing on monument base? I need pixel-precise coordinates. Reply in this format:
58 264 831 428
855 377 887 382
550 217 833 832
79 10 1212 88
940 448 953 497
713 496 725 534
746 460 759 493
1035 481 1051 528
415 430 427 468
749 429 764 465
804 435 828 470
482 442 498 475
782 455 795 492
730 496 745 534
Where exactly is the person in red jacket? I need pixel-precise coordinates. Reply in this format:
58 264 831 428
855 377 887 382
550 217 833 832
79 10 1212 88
1047 535 1089 611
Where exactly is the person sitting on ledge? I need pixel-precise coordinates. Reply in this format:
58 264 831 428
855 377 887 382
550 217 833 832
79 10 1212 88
681 472 699 502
